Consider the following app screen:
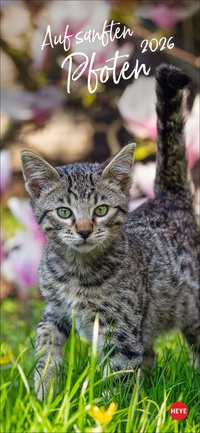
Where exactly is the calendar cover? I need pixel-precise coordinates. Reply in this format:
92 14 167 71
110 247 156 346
1 1 199 432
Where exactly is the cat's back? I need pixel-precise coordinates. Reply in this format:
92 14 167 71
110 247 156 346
124 195 198 290
126 195 197 241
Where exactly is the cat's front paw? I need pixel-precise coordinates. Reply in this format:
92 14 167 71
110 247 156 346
34 368 56 401
34 360 62 400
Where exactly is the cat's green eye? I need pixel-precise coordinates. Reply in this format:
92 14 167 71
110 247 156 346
94 205 108 217
57 207 72 219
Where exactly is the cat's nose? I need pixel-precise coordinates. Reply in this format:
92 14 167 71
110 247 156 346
77 229 92 239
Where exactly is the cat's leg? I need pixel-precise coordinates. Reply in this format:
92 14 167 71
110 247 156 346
143 346 156 371
182 318 200 369
34 309 70 400
104 335 144 389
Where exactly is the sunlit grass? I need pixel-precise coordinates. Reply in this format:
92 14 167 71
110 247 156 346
1 296 200 432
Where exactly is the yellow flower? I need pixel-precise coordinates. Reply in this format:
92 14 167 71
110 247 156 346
134 141 156 161
87 402 118 425
0 348 13 365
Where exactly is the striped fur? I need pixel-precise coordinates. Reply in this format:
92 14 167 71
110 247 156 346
21 65 199 400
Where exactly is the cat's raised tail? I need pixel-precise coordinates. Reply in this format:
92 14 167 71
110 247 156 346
154 64 191 198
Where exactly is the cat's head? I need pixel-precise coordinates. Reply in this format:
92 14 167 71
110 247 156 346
21 143 135 253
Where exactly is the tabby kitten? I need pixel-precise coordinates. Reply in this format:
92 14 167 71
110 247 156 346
21 64 199 400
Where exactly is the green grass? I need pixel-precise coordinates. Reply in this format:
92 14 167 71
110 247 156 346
1 296 200 433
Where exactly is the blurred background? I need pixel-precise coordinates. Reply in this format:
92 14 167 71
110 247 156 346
0 0 199 304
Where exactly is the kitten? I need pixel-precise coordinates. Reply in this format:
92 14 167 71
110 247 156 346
21 64 199 400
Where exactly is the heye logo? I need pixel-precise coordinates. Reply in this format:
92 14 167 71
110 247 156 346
170 402 188 421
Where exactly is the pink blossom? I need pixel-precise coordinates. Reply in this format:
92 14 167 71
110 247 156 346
133 162 156 198
8 198 46 241
1 198 46 290
67 1 132 73
130 162 156 206
1 232 45 289
118 76 157 139
1 86 65 124
47 0 110 37
32 0 110 68
0 150 12 194
33 0 134 77
33 0 134 81
136 2 198 28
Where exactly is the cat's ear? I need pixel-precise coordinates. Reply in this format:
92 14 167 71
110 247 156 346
21 151 60 198
101 143 136 191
